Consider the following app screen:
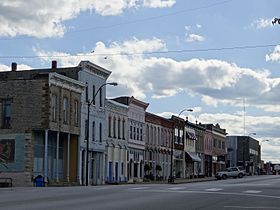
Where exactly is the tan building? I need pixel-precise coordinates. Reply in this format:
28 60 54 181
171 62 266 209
0 64 84 186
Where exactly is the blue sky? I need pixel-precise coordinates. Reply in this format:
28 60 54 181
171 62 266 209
0 0 280 163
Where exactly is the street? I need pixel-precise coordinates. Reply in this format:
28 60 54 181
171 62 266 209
0 175 280 210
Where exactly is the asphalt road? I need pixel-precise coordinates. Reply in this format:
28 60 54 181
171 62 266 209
1 175 280 210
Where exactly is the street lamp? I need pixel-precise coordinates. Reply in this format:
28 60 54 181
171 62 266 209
243 132 256 172
85 82 118 186
169 108 193 183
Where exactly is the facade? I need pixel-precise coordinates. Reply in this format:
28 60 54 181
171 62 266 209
145 112 172 181
113 96 148 182
184 121 202 178
171 116 185 178
203 124 227 176
227 135 260 175
105 99 128 183
0 67 84 186
44 61 111 185
76 61 111 185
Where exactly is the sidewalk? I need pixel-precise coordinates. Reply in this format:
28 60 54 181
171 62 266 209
132 176 217 185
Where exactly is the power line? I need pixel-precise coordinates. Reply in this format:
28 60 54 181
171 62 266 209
0 43 277 59
0 0 232 41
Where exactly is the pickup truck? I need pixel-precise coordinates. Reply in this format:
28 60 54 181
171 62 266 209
216 167 246 180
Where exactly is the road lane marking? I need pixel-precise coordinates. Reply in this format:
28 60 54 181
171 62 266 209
168 187 186 190
243 190 262 194
224 206 279 209
134 189 280 199
131 187 150 190
205 188 223 191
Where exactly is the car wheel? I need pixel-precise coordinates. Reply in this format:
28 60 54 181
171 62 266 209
238 173 243 178
222 174 227 180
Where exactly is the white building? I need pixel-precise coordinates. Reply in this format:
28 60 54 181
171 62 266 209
105 99 128 183
112 96 149 182
76 61 111 185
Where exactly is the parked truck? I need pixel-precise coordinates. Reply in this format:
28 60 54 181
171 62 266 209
216 167 246 180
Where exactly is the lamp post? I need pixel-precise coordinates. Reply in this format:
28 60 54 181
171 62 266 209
243 132 256 173
169 108 193 183
85 82 118 186
258 140 269 175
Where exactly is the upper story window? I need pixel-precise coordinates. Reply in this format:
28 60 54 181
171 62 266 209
130 125 132 139
85 84 89 102
122 119 125 140
92 121 95 141
214 139 217 147
92 85 96 105
74 100 79 126
113 117 116 138
118 118 121 139
63 97 68 124
108 116 112 137
2 99 12 129
51 94 57 122
99 88 103 107
99 123 102 142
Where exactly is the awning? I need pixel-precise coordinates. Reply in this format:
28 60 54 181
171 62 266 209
185 152 201 162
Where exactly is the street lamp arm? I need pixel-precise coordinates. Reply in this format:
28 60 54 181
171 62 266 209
178 108 193 118
88 82 118 105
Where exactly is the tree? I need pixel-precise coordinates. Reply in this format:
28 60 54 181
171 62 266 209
144 164 152 175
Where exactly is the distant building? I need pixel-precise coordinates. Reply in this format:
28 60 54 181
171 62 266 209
145 112 172 181
227 135 260 175
202 124 227 176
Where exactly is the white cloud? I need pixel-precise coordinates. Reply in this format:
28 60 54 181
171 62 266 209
266 45 280 62
143 0 176 8
251 18 273 29
196 24 201 28
185 34 205 42
35 37 280 110
0 0 176 38
0 63 33 71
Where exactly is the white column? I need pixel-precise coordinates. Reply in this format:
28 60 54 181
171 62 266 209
44 130 48 182
56 132 60 182
67 133 70 182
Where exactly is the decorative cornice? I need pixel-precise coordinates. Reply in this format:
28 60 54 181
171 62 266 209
49 72 85 93
79 61 111 79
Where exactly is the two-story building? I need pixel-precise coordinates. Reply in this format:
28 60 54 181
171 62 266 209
112 96 148 182
145 112 172 181
105 99 128 183
0 64 84 186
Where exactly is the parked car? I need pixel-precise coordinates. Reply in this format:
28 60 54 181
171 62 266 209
216 167 246 180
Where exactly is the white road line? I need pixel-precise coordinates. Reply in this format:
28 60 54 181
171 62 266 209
224 206 279 209
243 190 262 194
130 187 150 190
205 188 223 192
168 187 186 190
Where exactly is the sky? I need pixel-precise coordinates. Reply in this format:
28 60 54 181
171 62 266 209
0 0 280 163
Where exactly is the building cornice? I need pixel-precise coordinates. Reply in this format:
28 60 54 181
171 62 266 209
49 72 85 93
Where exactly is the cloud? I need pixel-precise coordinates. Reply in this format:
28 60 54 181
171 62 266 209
0 0 176 38
251 18 273 29
266 45 280 62
0 63 33 71
34 37 280 111
185 34 205 42
143 0 176 8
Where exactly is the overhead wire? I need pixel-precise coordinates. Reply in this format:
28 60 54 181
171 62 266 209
0 43 277 60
